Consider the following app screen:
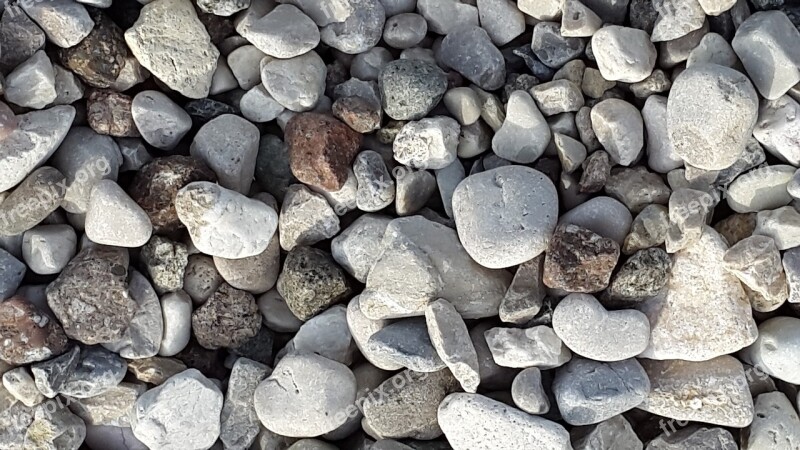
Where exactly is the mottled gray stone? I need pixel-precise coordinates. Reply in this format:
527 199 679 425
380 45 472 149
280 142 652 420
319 0 386 54
511 368 549 415
21 0 93 48
261 50 326 112
484 326 571 369
531 21 586 69
331 214 391 283
279 184 340 251
141 236 188 295
592 26 656 82
492 91 551 163
366 318 445 372
440 25 505 90
103 270 163 359
4 50 56 109
190 114 259 194
277 246 351 321
220 358 270 450
67 382 145 427
131 90 192 151
393 117 460 170
591 99 644 166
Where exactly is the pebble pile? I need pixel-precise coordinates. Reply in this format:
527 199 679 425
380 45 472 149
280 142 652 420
1 0 800 449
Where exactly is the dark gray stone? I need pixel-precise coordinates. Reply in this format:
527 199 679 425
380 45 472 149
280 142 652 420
439 25 506 91
531 22 586 69
366 318 446 372
378 59 447 120
0 249 25 300
276 246 351 321
605 248 671 306
0 6 46 72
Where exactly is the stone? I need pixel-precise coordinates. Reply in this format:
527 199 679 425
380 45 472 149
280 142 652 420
22 225 77 276
214 233 280 295
86 90 138 138
715 212 756 247
492 91 551 163
605 167 671 213
553 293 650 361
255 135 295 201
606 248 671 304
255 353 356 437
0 167 66 237
629 69 672 98
103 270 163 359
192 283 261 350
393 117 460 170
0 6 46 72
727 165 794 212
474 0 524 45
360 216 511 320
125 0 219 98
261 50 326 112
141 236 188 295
439 25 505 91
425 299 480 392
85 180 152 247
190 114 259 194
29 346 79 398
742 391 800 449
553 357 650 426
109 55 149 92
383 13 427 49
640 226 758 360
129 156 216 234
54 347 127 398
741 316 800 384
22 402 86 450
20 0 93 48
131 369 223 450
686 32 739 68
560 0 603 37
753 95 800 166
0 296 68 365
518 0 562 20
3 368 44 407
395 168 436 216
511 368 549 415
331 214 391 283
590 99 644 166
159 291 192 357
665 188 717 254
68 382 144 427
667 64 759 170
131 91 193 151
581 68 615 99
279 184 340 251
220 358 270 450
332 96 382 133
319 0 386 54
346 296 402 370
571 415 643 450
651 0 706 42
592 26 656 83
724 236 788 311
290 305 356 365
643 96 684 173
559 196 633 245
183 255 223 306
438 393 572 450
754 206 800 250
175 182 278 259
5 49 56 110
484 325 571 369
639 357 755 427
416 0 478 35
650 426 737 449
365 318 446 372
58 10 126 88
443 87 482 126
354 150 395 212
784 247 800 303
127 357 187 386
554 133 587 173
531 22 586 69
499 256 546 324
46 246 135 345
286 113 362 191
543 224 621 293
226 45 266 90
530 80 584 116
452 166 558 268
247 5 320 58
277 246 351 321
378 59 447 121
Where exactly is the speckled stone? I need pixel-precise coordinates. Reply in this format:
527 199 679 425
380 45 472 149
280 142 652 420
192 283 261 350
378 59 448 121
543 224 621 293
58 10 127 88
86 90 139 138
277 246 351 321
0 296 68 365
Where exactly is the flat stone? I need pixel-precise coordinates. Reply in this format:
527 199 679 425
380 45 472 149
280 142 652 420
553 357 650 426
85 180 152 247
55 347 127 398
499 255 546 324
288 305 356 365
440 25 505 91
103 270 163 359
727 165 794 212
754 206 800 250
639 356 755 427
425 299 480 392
190 114 259 194
2 367 43 407
492 90 551 163
21 0 93 48
261 50 326 112
531 21 586 69
484 325 571 369
365 318 446 372
220 358 270 450
591 99 644 166
4 50 56 109
416 0 478 34
530 80 584 116
784 247 800 303
605 166 671 213
0 296 68 365
510 367 549 415
753 94 800 166
543 224 621 293
346 296 402 370
277 246 351 321
131 369 223 450
332 95 381 133
124 0 219 98
131 91 192 151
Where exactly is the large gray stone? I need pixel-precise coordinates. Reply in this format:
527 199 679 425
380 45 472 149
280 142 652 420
439 25 505 90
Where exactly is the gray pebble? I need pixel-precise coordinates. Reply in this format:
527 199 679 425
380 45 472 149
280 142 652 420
511 368 549 415
4 50 56 109
354 150 395 212
320 0 386 54
379 59 447 121
220 358 270 450
214 230 280 295
492 91 550 163
643 95 684 173
21 225 77 276
484 326 571 369
331 214 391 283
531 22 586 69
85 180 151 248
279 184 340 251
240 85 285 123
131 90 192 151
351 47 394 81
559 196 632 245
346 296 403 370
103 270 163 359
651 0 706 42
572 415 643 450
261 50 327 112
280 0 355 26
393 116 460 169
366 318 446 372
190 114 259 194
592 26 656 82
530 79 585 116
227 45 267 90
183 254 223 305
383 13 427 49
0 167 66 237
277 246 351 321
395 168 437 216
647 425 737 450
591 99 644 166
476 0 526 46
417 0 478 34
741 316 800 384
141 236 188 295
247 5 320 58
560 0 603 37
439 25 505 91
425 299 480 392
743 391 800 450
753 94 800 167
443 87 482 126
21 0 93 48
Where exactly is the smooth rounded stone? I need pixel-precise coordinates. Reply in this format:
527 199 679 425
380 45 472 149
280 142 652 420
192 283 261 350
278 246 351 321
331 214 391 283
605 167 671 213
443 87 481 127
226 45 266 91
379 59 447 121
125 0 218 98
452 166 558 269
530 80 585 116
140 236 188 295
157 291 192 358
183 255 223 306
239 85 284 123
353 151 395 212
190 114 258 194
438 393 571 450
639 356 754 427
439 25 505 90
457 120 492 159
46 246 135 345
383 13 427 49
492 91 551 163
686 32 738 68
668 64 759 171
484 325 571 369
85 180 152 247
741 316 800 384
726 165 794 213
639 226 758 360
531 21 586 69
571 415 643 450
219 358 270 450
286 113 362 191
361 216 512 320
651 0 706 42
255 353 355 437
0 5 46 72
425 299 480 392
393 117 460 170
0 295 68 365
279 184 340 251
102 270 163 359
20 0 93 48
214 238 279 296
348 47 391 83
590 99 644 166
346 296 402 370
755 206 800 250
733 11 800 100
591 26 656 83
258 289 304 333
365 318 446 372
255 135 294 202
0 167 66 237
245 5 319 58
553 294 650 361
553 357 650 426
319 0 385 54
393 168 434 216
21 225 77 275
785 247 800 304
754 95 800 167
743 391 800 450
475 0 525 45
554 133 587 174
0 248 25 298
131 91 192 151
57 10 126 89
176 182 278 259
559 196 632 245
643 96 684 173
606 248 670 305
278 0 354 25
260 50 326 113
581 67 615 99
511 368 549 415
4 50 56 109
131 369 223 450
724 235 788 311
416 0 478 35
543 224 621 293
3 368 44 407
436 160 464 219
286 305 356 365
629 69 672 99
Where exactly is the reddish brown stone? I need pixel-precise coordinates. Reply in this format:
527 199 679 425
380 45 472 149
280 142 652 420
58 10 127 88
191 283 261 350
128 156 216 234
87 90 140 137
332 96 382 133
579 150 611 194
543 224 621 293
286 113 362 191
0 296 69 365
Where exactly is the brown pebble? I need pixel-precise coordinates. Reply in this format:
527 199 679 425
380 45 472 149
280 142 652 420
543 224 620 293
87 90 140 137
0 296 69 365
191 283 262 350
58 11 127 88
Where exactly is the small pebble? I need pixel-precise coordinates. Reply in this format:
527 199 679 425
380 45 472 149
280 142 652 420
331 214 391 283
510 367 549 415
261 50 327 112
590 98 644 166
492 90 551 163
365 318 446 372
383 13 427 49
277 246 351 321
560 0 603 37
592 26 656 82
247 5 320 58
440 25 505 91
0 295 68 365
131 91 193 151
531 22 586 69
543 224 621 293
21 225 77 275
192 283 261 350
393 116 460 170
379 59 448 121
754 206 800 250
21 0 94 48
103 270 163 359
484 325 571 369
425 299 481 392
85 180 152 248
559 196 633 245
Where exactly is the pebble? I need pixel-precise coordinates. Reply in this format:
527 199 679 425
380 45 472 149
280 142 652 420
85 180 152 247
543 224 621 293
354 150 395 212
560 0 603 37
257 289 303 334
365 318 445 372
606 247 671 304
286 113 362 191
196 0 248 15
531 21 587 70
218 359 269 450
255 135 295 201
553 357 650 426
140 236 188 295
553 293 650 361
379 59 448 121
484 325 571 369
715 212 756 247
350 47 393 82
290 305 356 365
277 246 351 321
571 415 643 450
0 167 67 236
0 6 46 72
592 26 656 82
754 206 800 250
727 165 794 212
175 182 278 259
686 32 739 68
85 90 138 138
154 290 192 358
733 11 800 100
639 227 758 360
518 0 562 20
0 295 68 365
425 299 481 392
492 90 551 163
452 166 558 268
345 296 400 370
667 63 759 170
554 133 587 174
279 184 340 250
476 0 525 45
226 45 266 90
439 25 505 91
590 99 644 166
665 188 716 253
416 0 478 35
383 13 427 49
319 0 386 54
444 87 482 126
331 214 391 283
639 356 754 427
605 166 672 213
741 316 800 384
4 50 56 110
395 168 436 215
21 225 77 275
629 68 673 98
58 10 126 89
393 117 460 170
247 5 320 58
21 0 94 48
238 86 284 124
560 196 633 245
261 50 327 112
499 255 546 324
642 95 684 173
281 0 354 25
436 160 464 218
131 369 223 450
742 391 800 449
53 347 127 398
192 115 259 194
68 381 145 427
753 94 800 166
254 353 356 437
724 235 788 311
581 68 614 99
131 91 192 151
438 393 571 450
192 283 261 350
651 0 706 42
46 246 135 345
510 367 549 415
530 80 585 116
103 270 163 359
